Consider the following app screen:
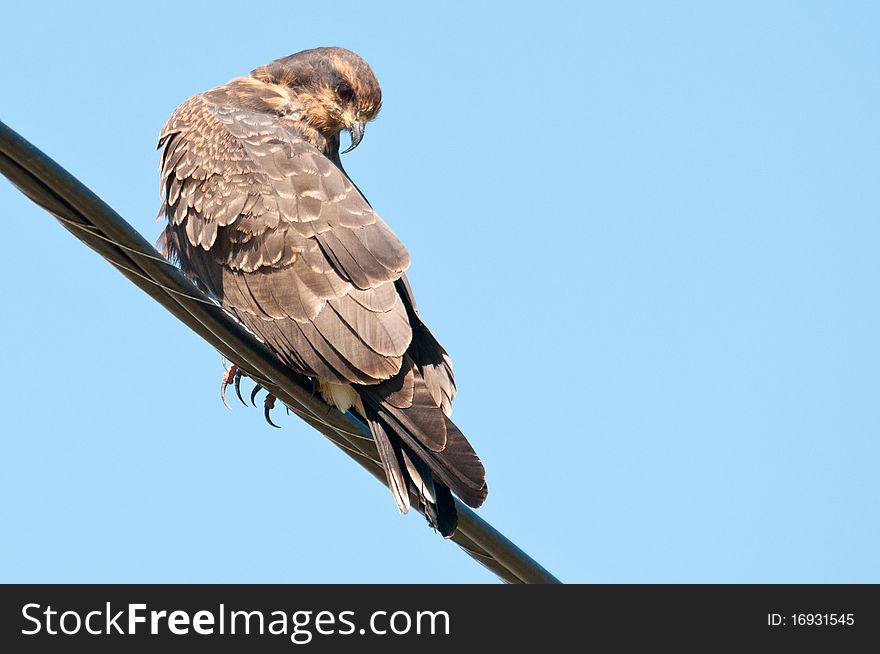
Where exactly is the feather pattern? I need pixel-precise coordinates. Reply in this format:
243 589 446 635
157 48 486 534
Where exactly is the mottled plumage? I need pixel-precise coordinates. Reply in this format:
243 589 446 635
158 47 486 535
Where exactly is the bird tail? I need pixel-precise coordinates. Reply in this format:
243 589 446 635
362 392 487 538
358 274 487 537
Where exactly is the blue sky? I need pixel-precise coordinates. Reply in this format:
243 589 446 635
1 2 878 582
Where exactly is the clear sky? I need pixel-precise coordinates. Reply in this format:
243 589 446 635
1 1 878 583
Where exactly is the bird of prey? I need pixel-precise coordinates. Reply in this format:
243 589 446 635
157 47 487 536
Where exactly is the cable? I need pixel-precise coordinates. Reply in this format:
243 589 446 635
0 119 561 584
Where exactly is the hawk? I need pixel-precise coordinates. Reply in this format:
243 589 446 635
157 47 487 536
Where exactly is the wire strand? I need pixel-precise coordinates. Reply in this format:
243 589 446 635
51 211 220 306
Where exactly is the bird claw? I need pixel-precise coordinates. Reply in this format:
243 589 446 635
250 383 263 407
264 394 281 428
220 364 239 410
221 364 279 427
233 369 246 405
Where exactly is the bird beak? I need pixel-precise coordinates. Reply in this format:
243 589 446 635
342 121 365 154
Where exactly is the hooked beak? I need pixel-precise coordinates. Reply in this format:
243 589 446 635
341 121 365 154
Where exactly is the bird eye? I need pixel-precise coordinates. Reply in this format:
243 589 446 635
336 82 355 103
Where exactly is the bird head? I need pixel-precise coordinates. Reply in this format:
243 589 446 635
252 47 382 153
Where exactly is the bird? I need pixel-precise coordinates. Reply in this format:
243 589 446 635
157 47 487 536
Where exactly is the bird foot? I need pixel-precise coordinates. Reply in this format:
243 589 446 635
220 363 246 409
220 363 280 428
263 394 281 428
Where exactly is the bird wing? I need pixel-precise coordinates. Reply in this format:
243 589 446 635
159 93 412 385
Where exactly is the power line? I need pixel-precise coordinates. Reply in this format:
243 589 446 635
0 119 560 584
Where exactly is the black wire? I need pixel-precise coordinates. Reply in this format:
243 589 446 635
0 119 561 584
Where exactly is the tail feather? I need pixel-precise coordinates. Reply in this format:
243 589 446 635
399 443 457 538
365 404 459 537
399 445 436 504
366 395 488 510
367 414 410 514
433 482 457 538
353 275 487 536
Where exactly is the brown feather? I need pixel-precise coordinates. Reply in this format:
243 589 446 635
158 49 487 531
368 418 410 514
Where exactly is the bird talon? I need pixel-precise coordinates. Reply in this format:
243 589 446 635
233 368 246 405
250 383 263 407
220 364 238 410
264 394 280 428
